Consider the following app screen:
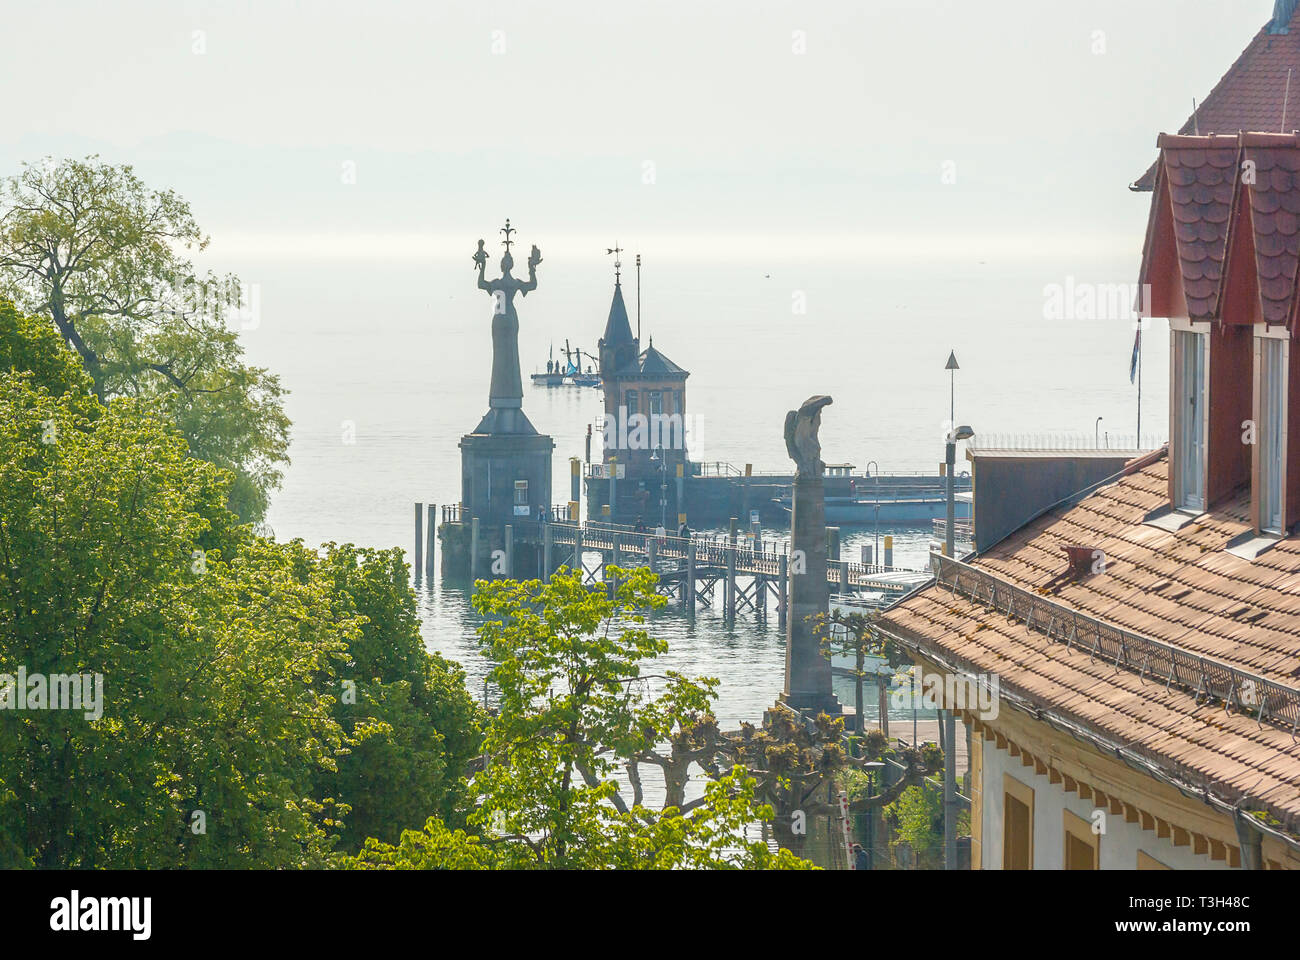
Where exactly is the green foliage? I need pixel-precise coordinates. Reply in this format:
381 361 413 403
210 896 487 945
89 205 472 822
350 766 813 870
0 157 290 523
0 318 480 867
347 566 814 870
0 298 91 399
0 374 354 866
311 542 482 849
885 784 942 865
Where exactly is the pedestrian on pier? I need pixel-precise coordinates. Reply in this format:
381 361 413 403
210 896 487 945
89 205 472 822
677 520 690 540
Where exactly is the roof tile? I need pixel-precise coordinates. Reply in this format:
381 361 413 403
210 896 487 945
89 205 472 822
880 455 1300 832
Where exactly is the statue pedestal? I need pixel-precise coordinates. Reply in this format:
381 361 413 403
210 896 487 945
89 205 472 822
457 430 554 575
783 471 841 715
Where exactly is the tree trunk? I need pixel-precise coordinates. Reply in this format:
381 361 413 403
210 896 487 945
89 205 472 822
854 645 864 734
49 295 105 400
878 675 889 738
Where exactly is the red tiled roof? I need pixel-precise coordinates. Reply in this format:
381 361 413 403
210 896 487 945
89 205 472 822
1139 131 1300 328
1155 135 1241 320
1134 6 1300 191
879 456 1300 832
1242 132 1300 323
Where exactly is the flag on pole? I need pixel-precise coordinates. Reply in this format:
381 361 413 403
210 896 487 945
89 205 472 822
1129 321 1141 384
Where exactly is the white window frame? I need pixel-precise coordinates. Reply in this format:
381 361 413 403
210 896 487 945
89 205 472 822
1170 320 1209 513
1255 325 1289 535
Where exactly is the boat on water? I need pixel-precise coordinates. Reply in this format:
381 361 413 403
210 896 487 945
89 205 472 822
775 463 972 525
530 344 566 385
530 340 600 387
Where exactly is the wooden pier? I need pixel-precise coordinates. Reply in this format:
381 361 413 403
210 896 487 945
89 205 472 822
431 502 932 622
545 517 930 624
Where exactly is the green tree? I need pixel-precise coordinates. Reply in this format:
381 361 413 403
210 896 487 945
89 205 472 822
312 542 482 850
348 566 812 870
0 369 363 866
0 298 91 399
0 157 289 522
813 609 909 739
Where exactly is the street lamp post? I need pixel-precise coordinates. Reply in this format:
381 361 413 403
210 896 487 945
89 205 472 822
945 425 974 559
865 459 879 566
863 761 885 870
651 445 667 530
943 425 973 873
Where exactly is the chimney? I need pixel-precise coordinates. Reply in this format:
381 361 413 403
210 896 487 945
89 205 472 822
1270 0 1297 34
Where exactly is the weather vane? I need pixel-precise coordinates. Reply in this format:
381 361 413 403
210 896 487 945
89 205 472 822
606 242 623 283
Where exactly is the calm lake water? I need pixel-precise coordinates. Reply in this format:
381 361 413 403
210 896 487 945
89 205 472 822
221 247 1169 802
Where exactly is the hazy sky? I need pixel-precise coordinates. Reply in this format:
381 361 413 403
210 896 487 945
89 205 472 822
0 0 1282 260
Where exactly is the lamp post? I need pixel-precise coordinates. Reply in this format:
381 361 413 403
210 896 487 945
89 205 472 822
862 761 885 870
943 426 973 873
651 445 667 530
945 425 975 559
865 459 880 566
1095 416 1103 449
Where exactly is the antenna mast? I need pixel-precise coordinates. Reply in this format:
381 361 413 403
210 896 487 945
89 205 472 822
1285 68 1294 132
636 253 642 341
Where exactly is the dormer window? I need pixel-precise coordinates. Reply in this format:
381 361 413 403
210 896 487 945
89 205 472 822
1256 330 1288 534
1172 327 1208 512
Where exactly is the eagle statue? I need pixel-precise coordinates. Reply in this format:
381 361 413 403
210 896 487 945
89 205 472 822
783 395 833 478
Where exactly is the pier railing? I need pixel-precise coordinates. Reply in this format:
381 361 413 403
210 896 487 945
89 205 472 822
441 503 462 524
932 553 1300 734
547 520 928 592
931 518 973 542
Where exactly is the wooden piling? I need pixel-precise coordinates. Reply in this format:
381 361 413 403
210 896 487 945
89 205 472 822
778 552 788 630
425 503 436 577
414 502 424 574
725 517 737 625
470 517 480 582
611 530 621 595
543 521 553 583
573 528 584 577
504 525 513 578
685 539 696 614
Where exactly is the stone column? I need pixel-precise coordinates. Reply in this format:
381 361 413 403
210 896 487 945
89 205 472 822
784 468 839 714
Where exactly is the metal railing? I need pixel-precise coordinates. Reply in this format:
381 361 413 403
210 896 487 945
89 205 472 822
441 503 462 523
932 518 973 541
933 554 1300 735
548 521 928 592
966 432 1164 453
